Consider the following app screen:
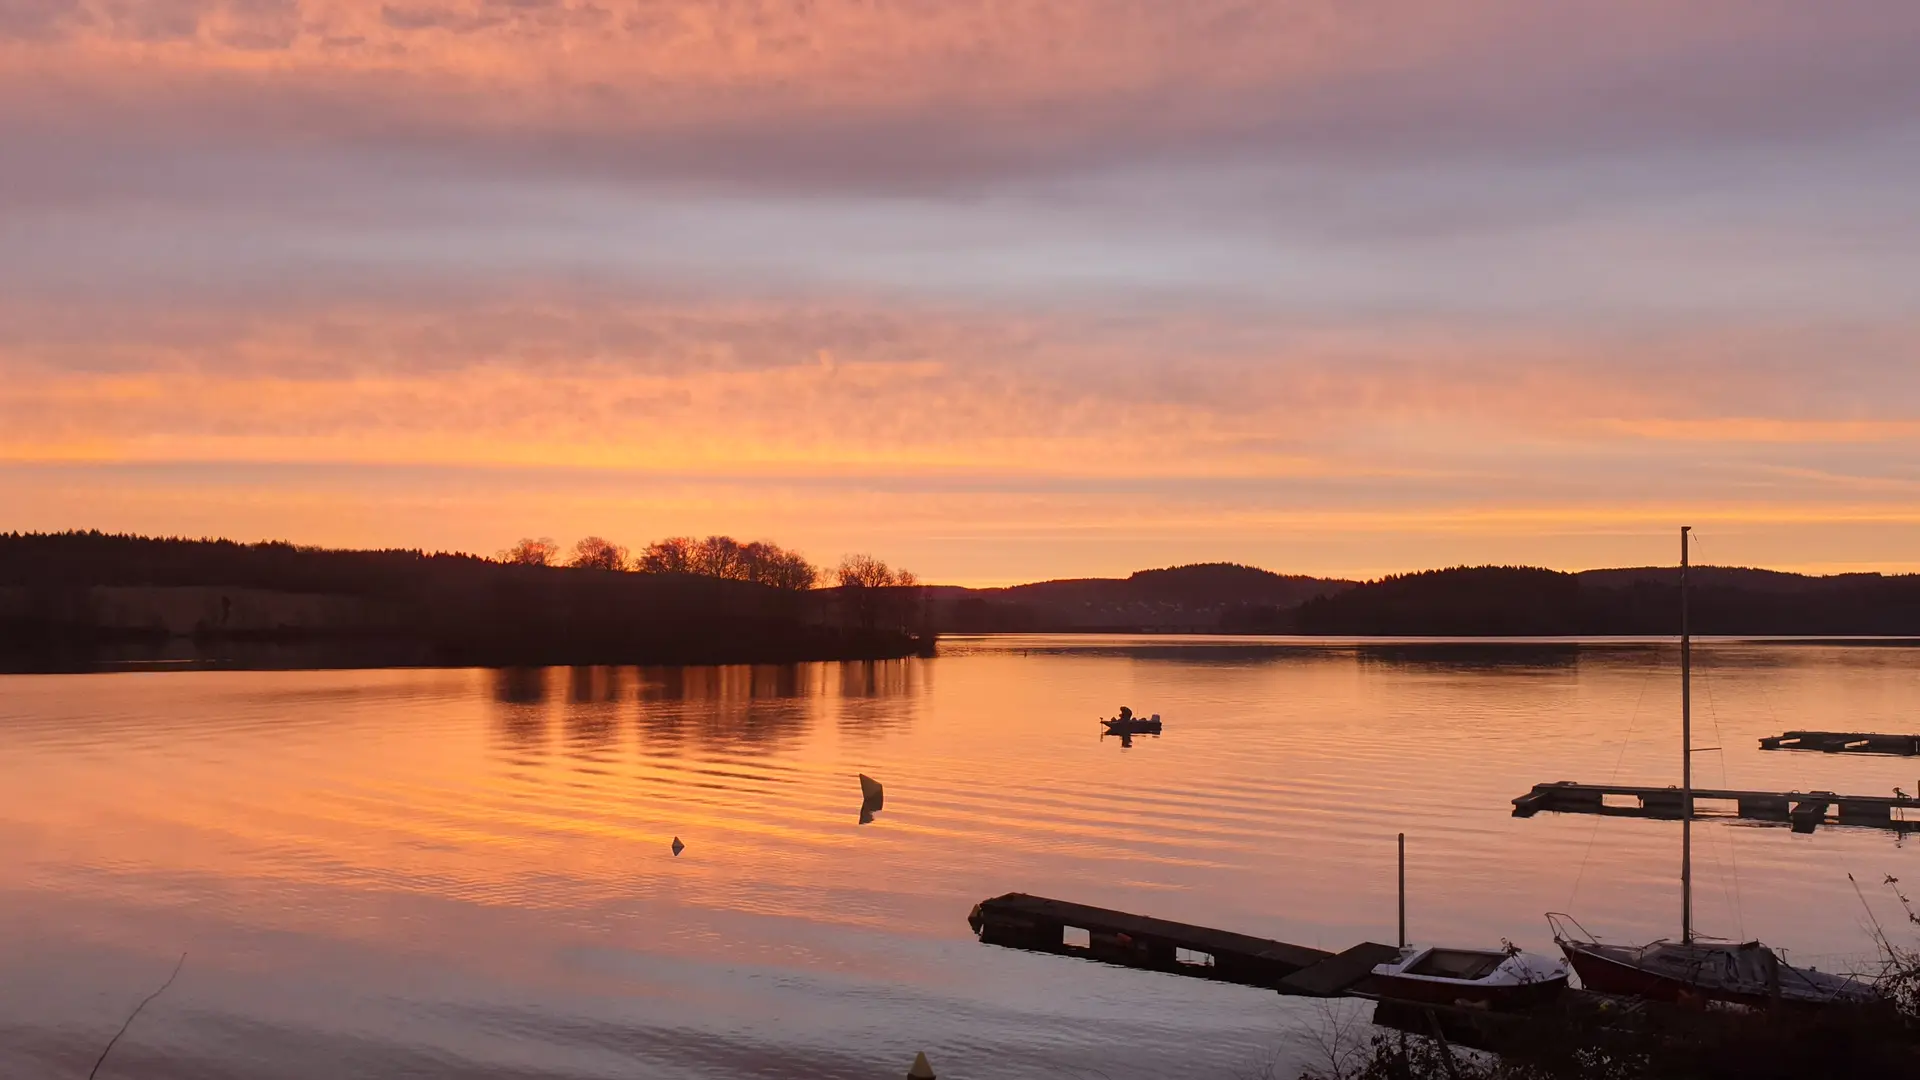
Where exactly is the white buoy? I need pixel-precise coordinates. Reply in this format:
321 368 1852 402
671 836 684 856
906 1050 936 1079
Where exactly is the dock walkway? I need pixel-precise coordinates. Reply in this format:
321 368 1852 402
1760 730 1920 756
1512 780 1919 832
968 891 1640 1056
967 892 1400 996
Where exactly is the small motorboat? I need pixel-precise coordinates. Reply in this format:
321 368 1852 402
1370 943 1569 1010
1101 707 1162 736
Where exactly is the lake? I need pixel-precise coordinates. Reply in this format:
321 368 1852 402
3 637 1918 1079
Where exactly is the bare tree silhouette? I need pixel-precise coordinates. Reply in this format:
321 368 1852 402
835 554 921 632
638 535 819 591
836 553 915 589
569 536 630 571
691 535 746 579
639 536 696 574
497 537 559 566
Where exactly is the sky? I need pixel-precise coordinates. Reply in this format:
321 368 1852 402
4 1 1919 585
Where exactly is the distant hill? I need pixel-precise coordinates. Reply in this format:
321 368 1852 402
1296 565 1920 636
927 562 1353 633
926 561 1920 636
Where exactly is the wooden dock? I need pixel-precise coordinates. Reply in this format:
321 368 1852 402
1512 780 1920 833
967 892 1651 1057
1760 730 1920 756
965 893 1864 1063
967 892 1401 997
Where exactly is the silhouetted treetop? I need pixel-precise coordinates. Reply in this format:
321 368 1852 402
497 537 559 566
837 554 915 589
639 535 819 591
569 536 630 572
639 536 696 574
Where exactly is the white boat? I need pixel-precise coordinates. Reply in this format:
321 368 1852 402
1370 944 1569 1009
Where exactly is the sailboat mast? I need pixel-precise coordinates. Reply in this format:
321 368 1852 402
1681 525 1693 946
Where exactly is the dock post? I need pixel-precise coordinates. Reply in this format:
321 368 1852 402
1397 833 1406 948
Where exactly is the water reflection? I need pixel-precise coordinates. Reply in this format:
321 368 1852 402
839 659 924 699
8 639 1920 1080
1353 643 1588 672
566 665 626 704
494 667 549 705
564 711 620 763
491 667 551 759
480 661 934 755
638 664 813 703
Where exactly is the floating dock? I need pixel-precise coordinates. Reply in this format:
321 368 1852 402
1759 730 1920 756
1512 780 1920 833
967 892 1401 997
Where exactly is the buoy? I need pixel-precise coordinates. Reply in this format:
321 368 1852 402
671 836 684 856
906 1050 936 1079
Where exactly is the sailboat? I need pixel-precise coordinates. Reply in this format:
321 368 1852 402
1550 527 1880 1008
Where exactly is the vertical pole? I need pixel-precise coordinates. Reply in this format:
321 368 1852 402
1681 525 1693 946
1398 832 1406 948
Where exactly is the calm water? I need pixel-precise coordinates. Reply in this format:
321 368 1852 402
3 637 1919 1079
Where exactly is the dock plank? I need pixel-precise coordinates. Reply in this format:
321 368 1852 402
1277 941 1403 998
968 893 1338 990
972 892 1332 969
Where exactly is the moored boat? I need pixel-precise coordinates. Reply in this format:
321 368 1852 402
1551 918 1878 1008
1550 527 1881 1009
1370 944 1569 1010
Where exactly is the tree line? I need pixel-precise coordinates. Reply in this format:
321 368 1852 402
0 531 934 667
495 535 915 593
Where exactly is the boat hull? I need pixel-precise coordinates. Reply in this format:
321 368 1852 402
1559 941 1875 1008
1371 972 1568 1010
1561 944 1730 1004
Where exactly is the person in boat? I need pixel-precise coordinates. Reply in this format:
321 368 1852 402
1116 706 1133 723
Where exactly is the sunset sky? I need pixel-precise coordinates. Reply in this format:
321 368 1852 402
5 1 1918 585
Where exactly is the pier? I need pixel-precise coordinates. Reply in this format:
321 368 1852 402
1759 730 1920 756
1512 780 1920 833
967 893 1401 997
968 892 1642 1055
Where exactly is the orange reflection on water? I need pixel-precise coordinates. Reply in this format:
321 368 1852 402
3 642 1920 1079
